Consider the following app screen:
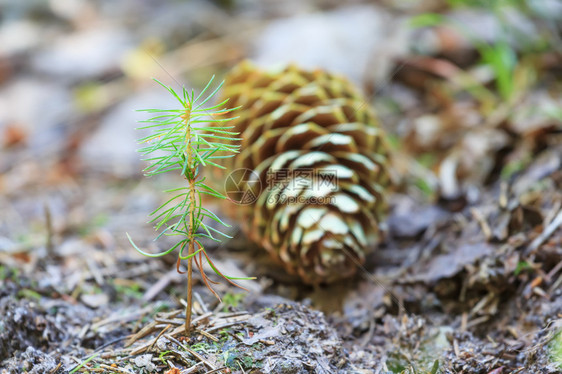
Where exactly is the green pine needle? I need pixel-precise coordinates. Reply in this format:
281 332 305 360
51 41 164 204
128 76 255 335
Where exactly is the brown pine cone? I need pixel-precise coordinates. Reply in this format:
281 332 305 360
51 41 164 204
217 61 390 284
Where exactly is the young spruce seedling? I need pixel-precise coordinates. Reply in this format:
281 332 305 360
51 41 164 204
127 77 253 335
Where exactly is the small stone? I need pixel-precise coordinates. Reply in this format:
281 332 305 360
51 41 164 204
80 293 109 309
156 336 170 350
133 354 156 371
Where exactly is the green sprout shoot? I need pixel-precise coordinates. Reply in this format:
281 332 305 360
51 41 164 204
128 77 254 335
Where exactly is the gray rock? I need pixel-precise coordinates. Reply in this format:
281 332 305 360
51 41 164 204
79 88 178 177
252 5 410 86
30 27 132 81
0 77 74 156
80 293 109 309
133 354 156 371
0 20 42 56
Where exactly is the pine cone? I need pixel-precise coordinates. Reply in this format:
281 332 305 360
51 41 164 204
218 61 390 284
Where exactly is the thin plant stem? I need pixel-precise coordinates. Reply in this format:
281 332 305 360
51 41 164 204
186 253 193 334
184 106 195 335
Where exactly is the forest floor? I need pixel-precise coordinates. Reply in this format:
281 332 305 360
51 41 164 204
1 1 562 373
